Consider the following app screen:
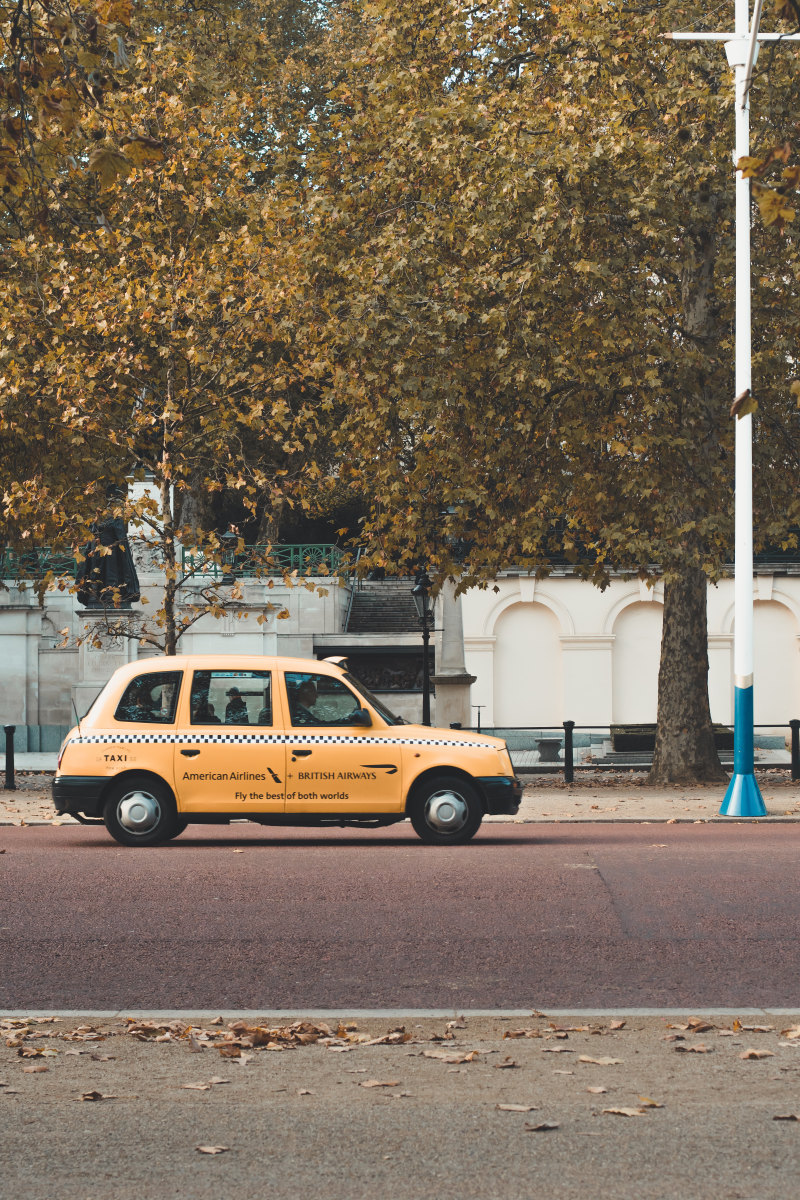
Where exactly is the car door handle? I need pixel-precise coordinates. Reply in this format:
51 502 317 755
292 749 312 758
180 749 201 757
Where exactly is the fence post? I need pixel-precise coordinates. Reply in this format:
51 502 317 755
4 725 16 791
563 720 575 784
790 719 800 782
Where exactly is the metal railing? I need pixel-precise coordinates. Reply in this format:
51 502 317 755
182 544 347 578
1 548 77 577
475 721 800 781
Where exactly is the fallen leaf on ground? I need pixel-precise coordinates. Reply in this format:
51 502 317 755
674 1044 713 1054
360 1080 400 1088
494 1057 519 1069
781 1026 800 1040
774 1113 800 1121
421 1050 478 1064
217 1045 241 1058
209 1017 224 1026
76 1091 114 1102
740 1048 775 1060
524 1121 559 1132
541 1047 572 1054
603 1107 646 1117
578 1056 622 1066
21 1065 48 1073
586 1086 608 1094
233 849 244 854
497 1104 538 1112
196 1145 230 1155
609 1021 626 1031
298 1088 315 1095
639 1096 664 1108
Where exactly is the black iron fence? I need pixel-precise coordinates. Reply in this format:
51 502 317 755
472 721 800 782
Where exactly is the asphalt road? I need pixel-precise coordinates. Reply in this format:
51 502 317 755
2 823 799 1010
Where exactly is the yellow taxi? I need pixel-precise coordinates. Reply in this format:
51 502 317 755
53 655 521 845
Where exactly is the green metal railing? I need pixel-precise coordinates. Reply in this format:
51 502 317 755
1 548 78 577
180 543 347 579
1 544 347 580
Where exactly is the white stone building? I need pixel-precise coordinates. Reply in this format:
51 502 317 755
2 550 799 752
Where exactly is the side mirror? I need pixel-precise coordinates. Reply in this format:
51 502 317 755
352 707 372 727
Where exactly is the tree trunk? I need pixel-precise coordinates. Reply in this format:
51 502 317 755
649 567 727 784
178 476 211 545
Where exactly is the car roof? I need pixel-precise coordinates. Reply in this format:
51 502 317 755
105 655 347 685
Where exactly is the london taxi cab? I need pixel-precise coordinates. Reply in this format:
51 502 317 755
53 655 521 845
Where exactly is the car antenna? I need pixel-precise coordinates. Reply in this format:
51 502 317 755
71 698 83 739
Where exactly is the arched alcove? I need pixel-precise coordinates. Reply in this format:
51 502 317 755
492 603 562 726
754 601 800 724
611 602 663 724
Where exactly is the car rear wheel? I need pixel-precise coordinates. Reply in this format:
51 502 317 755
408 775 483 844
103 776 179 846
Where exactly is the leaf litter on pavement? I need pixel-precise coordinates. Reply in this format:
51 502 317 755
3 1012 800 1139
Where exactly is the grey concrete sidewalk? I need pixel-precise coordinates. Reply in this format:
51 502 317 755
2 1013 800 1200
2 770 799 825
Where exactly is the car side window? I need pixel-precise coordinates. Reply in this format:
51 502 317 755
114 672 182 724
190 670 272 727
285 672 362 727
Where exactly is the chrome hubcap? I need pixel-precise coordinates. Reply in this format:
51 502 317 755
118 790 161 834
425 789 469 833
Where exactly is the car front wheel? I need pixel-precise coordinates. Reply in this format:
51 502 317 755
103 776 179 846
408 776 483 844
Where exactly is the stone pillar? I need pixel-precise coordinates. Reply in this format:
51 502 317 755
432 578 476 728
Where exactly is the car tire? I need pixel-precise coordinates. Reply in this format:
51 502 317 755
408 775 483 844
166 818 189 840
103 775 179 846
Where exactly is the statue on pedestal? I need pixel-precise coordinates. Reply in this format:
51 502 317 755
76 512 141 609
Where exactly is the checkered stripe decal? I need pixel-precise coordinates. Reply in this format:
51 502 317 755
71 731 491 750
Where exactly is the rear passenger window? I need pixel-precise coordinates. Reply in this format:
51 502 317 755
190 670 272 726
114 672 182 724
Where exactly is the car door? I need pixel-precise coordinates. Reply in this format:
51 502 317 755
282 669 403 814
174 667 285 813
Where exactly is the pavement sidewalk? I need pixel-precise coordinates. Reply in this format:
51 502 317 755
2 768 799 826
3 1013 800 1200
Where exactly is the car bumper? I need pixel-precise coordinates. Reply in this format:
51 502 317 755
53 776 106 818
476 776 523 815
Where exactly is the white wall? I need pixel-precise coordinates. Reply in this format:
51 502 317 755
463 572 800 729
492 601 563 727
611 601 663 724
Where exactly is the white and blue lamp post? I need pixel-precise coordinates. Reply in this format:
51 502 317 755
667 2 800 816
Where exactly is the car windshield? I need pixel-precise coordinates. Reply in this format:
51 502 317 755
343 671 404 725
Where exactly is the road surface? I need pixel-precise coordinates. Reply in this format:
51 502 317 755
2 822 798 1010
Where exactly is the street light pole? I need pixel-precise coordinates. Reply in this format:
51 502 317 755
666 4 800 816
722 0 764 816
411 571 435 726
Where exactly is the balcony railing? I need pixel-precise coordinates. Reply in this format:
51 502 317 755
180 543 347 579
0 548 78 577
1 544 346 581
